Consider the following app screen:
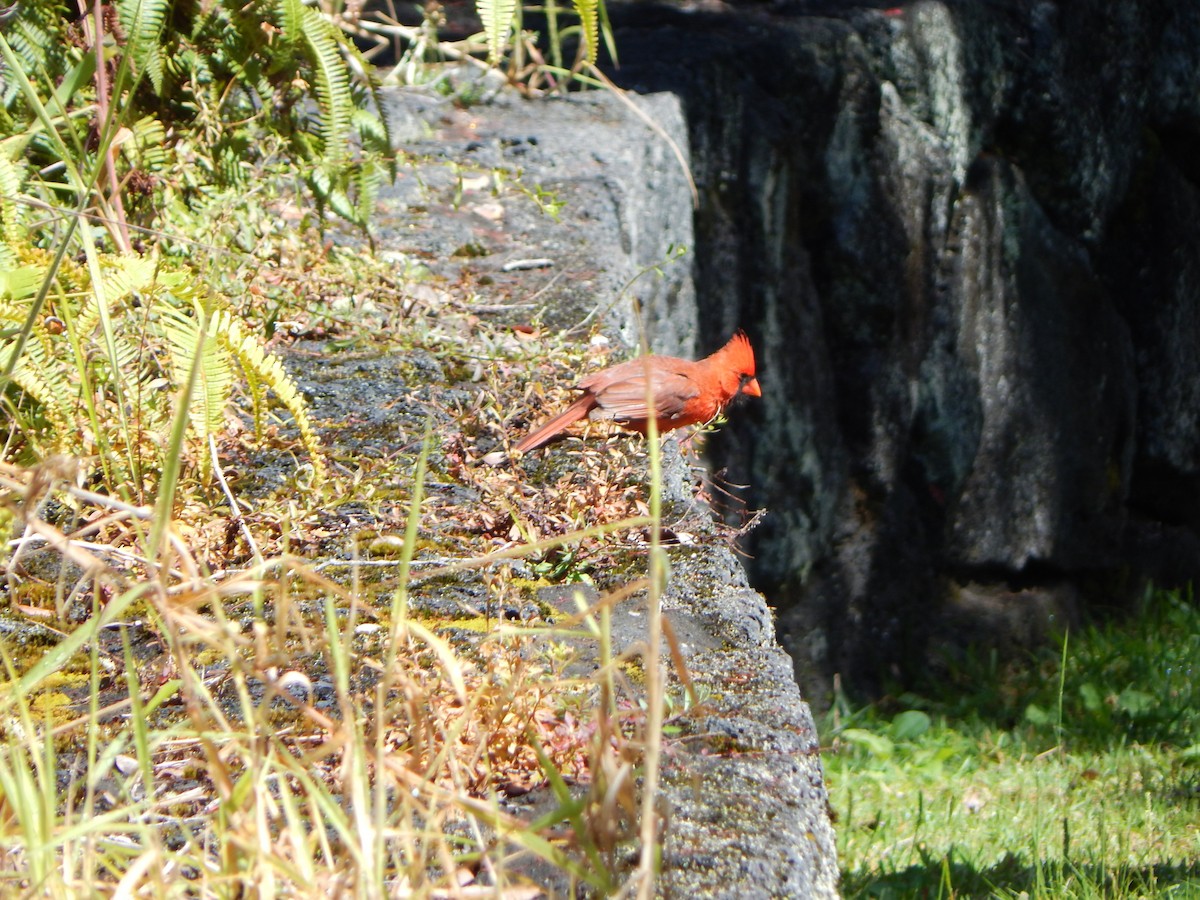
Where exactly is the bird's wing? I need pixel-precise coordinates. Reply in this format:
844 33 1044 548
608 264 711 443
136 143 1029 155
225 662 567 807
585 361 699 423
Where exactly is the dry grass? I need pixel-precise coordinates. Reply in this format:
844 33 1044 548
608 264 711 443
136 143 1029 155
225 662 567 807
0 282 706 895
0 84 743 890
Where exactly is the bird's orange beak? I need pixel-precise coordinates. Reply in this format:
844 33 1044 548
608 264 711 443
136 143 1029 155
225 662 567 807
743 377 762 398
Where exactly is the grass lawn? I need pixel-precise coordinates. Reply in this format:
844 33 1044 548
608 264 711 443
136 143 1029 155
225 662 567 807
825 589 1200 899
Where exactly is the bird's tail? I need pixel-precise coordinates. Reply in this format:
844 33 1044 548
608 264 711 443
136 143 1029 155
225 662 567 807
514 395 595 453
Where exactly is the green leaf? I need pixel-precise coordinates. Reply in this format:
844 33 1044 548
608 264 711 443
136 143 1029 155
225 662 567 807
840 727 894 761
1079 682 1103 712
890 709 932 742
1025 703 1051 726
0 265 41 301
1116 688 1156 717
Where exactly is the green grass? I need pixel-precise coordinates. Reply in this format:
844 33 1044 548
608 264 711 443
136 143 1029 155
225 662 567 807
826 588 1200 899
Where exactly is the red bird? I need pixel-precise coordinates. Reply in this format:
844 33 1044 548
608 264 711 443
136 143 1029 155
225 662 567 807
515 331 761 453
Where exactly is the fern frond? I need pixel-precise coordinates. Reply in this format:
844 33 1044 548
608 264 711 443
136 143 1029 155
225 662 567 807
156 296 236 481
101 254 159 300
0 242 23 277
220 313 329 485
0 152 28 243
120 116 170 174
2 3 73 112
299 7 353 165
116 0 170 94
572 0 600 66
478 0 517 67
0 268 42 304
276 0 306 52
145 277 328 485
0 316 79 453
352 157 386 233
310 161 357 225
70 286 104 343
347 53 395 169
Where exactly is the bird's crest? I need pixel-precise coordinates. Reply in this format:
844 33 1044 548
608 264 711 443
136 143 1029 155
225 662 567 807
721 330 757 374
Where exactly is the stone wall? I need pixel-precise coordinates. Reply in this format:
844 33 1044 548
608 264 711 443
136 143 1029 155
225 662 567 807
610 0 1200 699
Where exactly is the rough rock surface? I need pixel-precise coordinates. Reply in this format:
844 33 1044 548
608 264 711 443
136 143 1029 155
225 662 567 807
607 0 1200 699
377 89 840 897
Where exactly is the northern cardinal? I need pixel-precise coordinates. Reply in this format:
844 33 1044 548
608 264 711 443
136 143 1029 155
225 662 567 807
515 331 761 453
